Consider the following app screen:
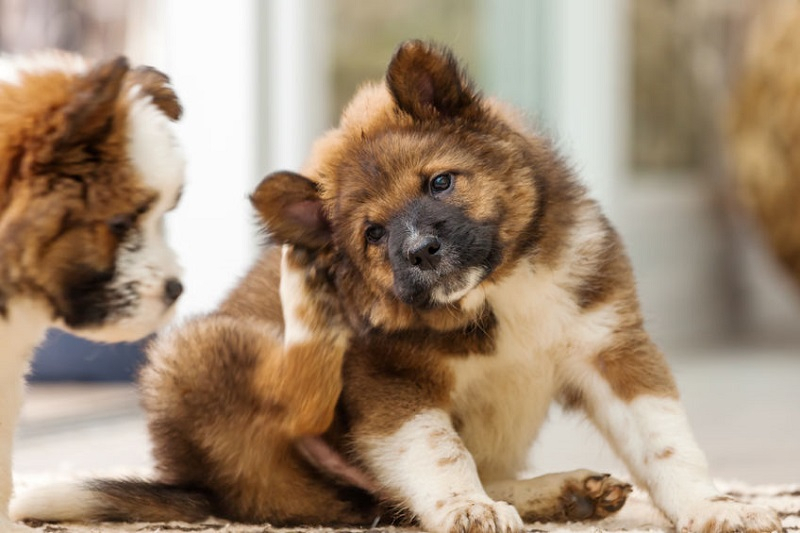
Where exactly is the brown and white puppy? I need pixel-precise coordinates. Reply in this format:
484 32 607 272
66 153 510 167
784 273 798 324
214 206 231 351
0 51 185 531
12 42 783 533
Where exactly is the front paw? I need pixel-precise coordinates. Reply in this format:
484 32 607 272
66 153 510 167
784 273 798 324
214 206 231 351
678 498 783 533
433 497 523 533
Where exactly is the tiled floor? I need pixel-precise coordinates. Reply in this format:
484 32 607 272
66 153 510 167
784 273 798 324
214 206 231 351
13 347 800 484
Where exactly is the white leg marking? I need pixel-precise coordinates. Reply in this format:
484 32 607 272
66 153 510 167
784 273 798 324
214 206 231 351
595 395 718 514
363 409 523 533
584 385 782 532
0 301 50 530
279 245 313 346
0 358 28 531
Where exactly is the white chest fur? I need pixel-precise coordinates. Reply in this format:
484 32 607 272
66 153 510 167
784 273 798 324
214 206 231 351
448 262 617 482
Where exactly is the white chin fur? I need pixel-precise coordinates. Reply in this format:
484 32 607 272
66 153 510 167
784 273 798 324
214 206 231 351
431 268 484 305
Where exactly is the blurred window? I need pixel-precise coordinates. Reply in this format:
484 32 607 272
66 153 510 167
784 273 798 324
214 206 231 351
330 0 479 125
631 0 750 176
0 0 128 56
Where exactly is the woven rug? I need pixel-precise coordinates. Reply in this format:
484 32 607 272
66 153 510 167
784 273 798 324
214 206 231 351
14 475 799 533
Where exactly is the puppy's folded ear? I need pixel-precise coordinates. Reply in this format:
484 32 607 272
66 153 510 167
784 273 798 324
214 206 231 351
57 56 129 149
251 171 331 250
386 40 480 121
124 66 183 121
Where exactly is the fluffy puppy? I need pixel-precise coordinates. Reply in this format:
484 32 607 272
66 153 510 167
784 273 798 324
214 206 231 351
12 42 783 533
0 51 185 531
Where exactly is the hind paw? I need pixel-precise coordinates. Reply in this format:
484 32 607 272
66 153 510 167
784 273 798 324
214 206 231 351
560 470 632 521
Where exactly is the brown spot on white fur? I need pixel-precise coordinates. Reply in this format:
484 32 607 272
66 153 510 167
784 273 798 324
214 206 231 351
709 496 735 503
437 456 461 467
656 447 675 460
593 337 678 402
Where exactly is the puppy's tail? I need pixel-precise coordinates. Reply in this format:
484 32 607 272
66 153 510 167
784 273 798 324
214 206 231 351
11 478 212 523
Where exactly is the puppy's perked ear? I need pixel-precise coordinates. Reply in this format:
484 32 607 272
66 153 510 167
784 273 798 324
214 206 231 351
250 171 331 250
57 56 129 149
125 66 183 121
386 40 479 121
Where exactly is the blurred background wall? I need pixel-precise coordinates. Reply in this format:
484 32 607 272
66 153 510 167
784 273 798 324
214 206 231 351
1 0 798 380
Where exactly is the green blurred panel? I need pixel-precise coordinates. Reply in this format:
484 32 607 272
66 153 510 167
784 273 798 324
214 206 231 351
330 0 479 123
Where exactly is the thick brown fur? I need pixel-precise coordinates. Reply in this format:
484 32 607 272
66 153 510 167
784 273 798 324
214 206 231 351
11 42 783 533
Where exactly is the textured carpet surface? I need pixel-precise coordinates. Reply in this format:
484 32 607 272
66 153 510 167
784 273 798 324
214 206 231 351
14 477 799 533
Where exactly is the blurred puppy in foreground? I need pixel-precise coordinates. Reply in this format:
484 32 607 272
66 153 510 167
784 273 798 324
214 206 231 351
0 51 185 531
12 42 783 533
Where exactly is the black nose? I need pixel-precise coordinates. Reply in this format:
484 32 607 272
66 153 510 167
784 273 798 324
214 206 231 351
164 278 183 304
407 236 441 270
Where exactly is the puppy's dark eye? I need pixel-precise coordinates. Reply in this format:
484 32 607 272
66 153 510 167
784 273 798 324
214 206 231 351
365 224 386 244
430 172 454 195
107 214 135 237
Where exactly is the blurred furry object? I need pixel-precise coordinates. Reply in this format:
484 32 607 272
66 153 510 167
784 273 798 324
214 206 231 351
729 2 800 288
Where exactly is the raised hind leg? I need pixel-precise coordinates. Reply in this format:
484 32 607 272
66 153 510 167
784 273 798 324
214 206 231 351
486 469 631 524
